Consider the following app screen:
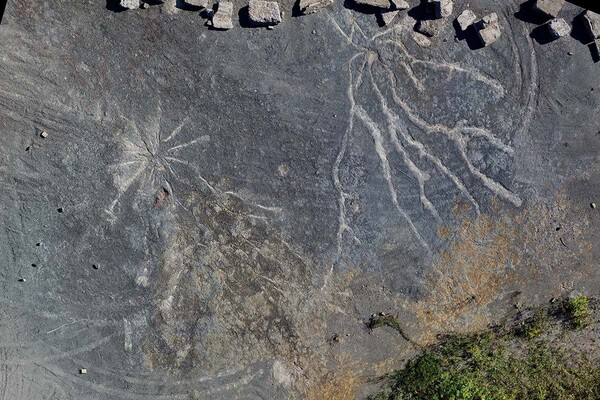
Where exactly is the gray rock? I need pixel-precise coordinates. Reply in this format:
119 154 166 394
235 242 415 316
532 0 564 19
248 0 282 26
390 0 409 10
582 10 600 41
429 0 452 19
185 0 208 7
298 0 334 15
120 0 140 9
456 9 476 31
476 13 501 47
353 0 392 10
212 1 233 30
416 18 445 37
379 10 399 26
547 18 570 39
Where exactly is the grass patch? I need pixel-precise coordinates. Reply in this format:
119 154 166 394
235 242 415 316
369 298 598 400
563 295 592 330
522 309 549 340
368 315 412 343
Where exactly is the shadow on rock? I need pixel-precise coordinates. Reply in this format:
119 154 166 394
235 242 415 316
568 0 600 13
238 5 254 28
343 0 380 15
407 0 432 21
106 0 127 12
176 0 202 11
465 27 484 50
571 12 592 44
530 24 556 44
514 0 550 25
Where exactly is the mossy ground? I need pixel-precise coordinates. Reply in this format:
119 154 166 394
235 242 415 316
369 296 598 400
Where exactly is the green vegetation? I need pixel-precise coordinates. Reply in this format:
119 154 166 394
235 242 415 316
369 297 598 400
563 295 592 330
368 314 412 343
522 309 549 340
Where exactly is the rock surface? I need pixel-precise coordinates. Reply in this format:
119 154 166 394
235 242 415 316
1 1 599 399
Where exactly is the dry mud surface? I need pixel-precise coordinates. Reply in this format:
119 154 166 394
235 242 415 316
0 0 599 399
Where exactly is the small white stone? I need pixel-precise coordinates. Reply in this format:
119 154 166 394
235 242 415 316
40 131 48 138
80 368 87 374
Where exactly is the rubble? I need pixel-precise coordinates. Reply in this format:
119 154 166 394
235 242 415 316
212 1 234 30
248 0 282 26
547 18 570 39
456 9 476 31
416 19 445 37
120 0 141 9
354 0 392 10
298 0 334 15
475 13 501 47
532 0 564 19
582 10 600 41
379 10 399 26
429 0 452 19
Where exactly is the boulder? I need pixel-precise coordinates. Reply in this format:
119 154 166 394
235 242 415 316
475 13 501 46
248 0 282 26
532 0 564 19
353 0 392 10
298 0 334 15
416 18 445 37
456 9 476 31
582 10 600 41
379 10 400 26
212 1 234 30
185 0 209 7
390 0 409 10
547 18 570 39
120 0 140 9
429 0 452 19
